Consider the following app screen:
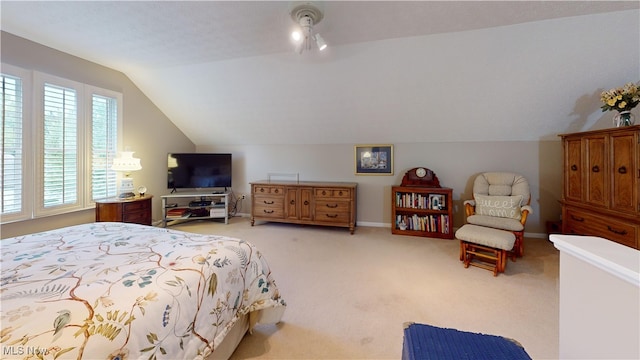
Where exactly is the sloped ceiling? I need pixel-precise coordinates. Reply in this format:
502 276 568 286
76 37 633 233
2 1 639 145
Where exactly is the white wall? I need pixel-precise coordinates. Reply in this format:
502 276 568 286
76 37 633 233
129 10 639 146
551 235 640 359
200 139 564 234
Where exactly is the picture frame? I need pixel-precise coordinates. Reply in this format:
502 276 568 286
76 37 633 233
428 194 445 210
354 144 393 175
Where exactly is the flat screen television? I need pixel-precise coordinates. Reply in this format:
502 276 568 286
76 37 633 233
168 153 232 192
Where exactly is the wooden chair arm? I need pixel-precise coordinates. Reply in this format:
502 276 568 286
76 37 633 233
520 208 530 226
464 202 475 217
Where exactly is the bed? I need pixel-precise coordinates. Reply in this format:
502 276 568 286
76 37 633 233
0 222 286 359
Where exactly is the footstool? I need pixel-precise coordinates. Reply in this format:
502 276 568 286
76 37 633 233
455 224 516 276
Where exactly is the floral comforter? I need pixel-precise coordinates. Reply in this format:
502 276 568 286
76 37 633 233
0 222 286 360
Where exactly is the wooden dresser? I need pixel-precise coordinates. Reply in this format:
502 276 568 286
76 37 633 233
250 181 357 234
560 125 639 249
95 195 153 226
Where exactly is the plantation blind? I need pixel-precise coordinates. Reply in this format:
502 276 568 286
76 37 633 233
1 74 23 215
91 94 118 200
43 83 78 207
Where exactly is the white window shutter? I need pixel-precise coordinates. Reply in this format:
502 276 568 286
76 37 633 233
43 83 79 207
1 74 23 215
91 94 119 201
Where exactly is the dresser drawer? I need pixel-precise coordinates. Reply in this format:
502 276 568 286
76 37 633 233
315 188 351 199
123 210 150 224
564 208 638 248
314 209 351 224
123 199 150 212
315 200 351 224
253 196 284 218
253 185 285 195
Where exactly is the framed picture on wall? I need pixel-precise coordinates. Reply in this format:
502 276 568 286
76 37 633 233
354 144 393 175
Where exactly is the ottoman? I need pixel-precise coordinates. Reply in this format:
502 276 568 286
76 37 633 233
455 224 516 276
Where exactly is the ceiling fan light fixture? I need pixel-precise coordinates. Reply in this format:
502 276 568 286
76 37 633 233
315 33 327 51
288 1 327 54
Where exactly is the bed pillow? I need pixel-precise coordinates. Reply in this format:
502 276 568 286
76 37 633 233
474 194 523 220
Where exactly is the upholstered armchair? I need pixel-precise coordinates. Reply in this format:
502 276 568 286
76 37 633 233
456 172 533 275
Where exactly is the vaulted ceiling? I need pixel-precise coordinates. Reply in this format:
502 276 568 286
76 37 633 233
2 1 636 70
2 1 639 145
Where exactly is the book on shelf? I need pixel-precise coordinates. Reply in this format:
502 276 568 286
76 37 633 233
395 214 450 233
166 208 190 218
396 192 446 210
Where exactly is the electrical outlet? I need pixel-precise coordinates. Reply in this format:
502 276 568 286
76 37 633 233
240 194 246 200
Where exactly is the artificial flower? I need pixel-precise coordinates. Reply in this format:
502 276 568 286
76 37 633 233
600 82 640 112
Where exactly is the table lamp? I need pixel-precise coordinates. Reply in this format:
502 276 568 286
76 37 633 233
111 151 142 199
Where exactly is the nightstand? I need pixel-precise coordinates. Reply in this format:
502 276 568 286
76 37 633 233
95 195 153 225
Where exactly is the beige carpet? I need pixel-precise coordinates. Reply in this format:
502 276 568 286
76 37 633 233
171 217 559 360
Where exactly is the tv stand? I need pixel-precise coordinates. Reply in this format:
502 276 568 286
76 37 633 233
161 191 229 227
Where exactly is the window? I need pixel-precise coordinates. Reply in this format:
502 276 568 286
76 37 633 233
42 82 79 208
90 92 119 201
1 65 122 223
1 73 24 216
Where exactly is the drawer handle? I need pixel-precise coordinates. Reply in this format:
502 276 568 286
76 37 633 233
290 200 295 205
607 226 627 236
592 165 600 173
570 215 585 222
263 200 274 205
260 188 265 193
263 209 274 214
325 214 338 218
571 164 578 171
326 203 338 208
322 191 327 195
338 191 343 196
618 166 627 174
274 189 279 194
304 200 309 205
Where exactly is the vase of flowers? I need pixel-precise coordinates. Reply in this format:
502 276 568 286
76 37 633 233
600 82 640 127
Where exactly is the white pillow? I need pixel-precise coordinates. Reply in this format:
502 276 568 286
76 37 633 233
474 194 523 220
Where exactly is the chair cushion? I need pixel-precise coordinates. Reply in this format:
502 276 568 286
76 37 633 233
473 172 530 205
455 224 516 250
474 194 523 220
467 214 525 231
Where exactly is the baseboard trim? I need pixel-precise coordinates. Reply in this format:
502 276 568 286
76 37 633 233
235 215 549 239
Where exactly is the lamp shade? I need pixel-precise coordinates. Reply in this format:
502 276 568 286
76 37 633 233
111 151 142 172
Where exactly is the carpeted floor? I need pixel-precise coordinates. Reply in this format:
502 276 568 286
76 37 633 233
171 217 559 359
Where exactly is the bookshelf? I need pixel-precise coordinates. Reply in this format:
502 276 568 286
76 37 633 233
391 168 454 239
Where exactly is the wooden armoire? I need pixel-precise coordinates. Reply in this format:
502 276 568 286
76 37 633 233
559 125 639 249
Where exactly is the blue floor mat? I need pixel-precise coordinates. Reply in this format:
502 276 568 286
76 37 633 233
402 323 532 360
